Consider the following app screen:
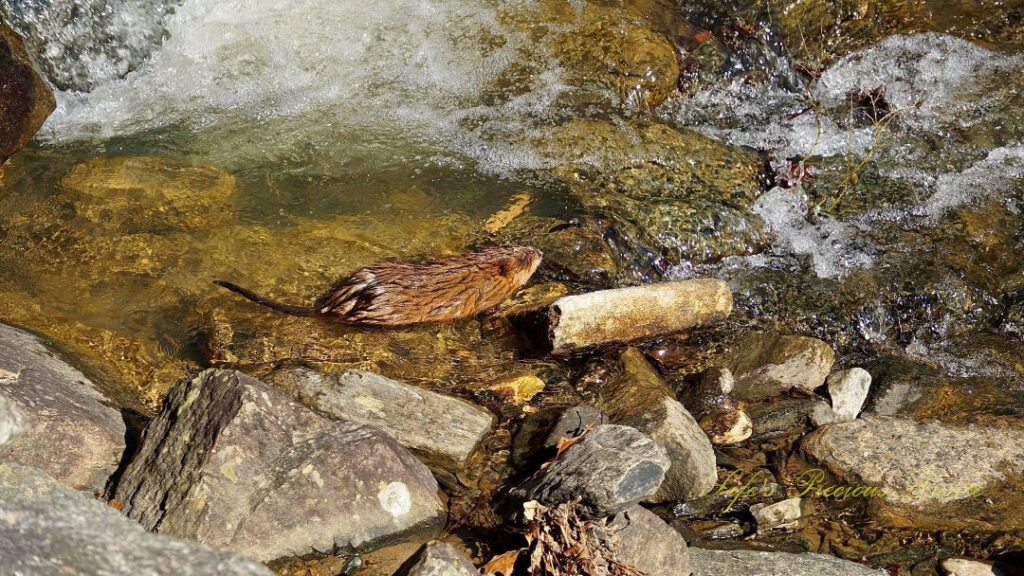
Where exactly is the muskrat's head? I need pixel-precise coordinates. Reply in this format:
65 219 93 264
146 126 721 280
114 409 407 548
508 245 543 287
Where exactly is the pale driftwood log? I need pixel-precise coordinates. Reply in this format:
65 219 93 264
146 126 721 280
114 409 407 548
536 278 732 354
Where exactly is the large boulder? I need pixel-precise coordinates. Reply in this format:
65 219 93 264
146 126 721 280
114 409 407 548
0 462 274 576
0 24 55 164
264 366 494 473
0 322 125 493
113 369 446 562
802 416 1024 531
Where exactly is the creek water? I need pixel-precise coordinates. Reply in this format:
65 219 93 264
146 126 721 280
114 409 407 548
1 0 1023 569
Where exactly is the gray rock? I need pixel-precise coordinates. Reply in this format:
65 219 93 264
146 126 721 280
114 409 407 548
265 366 494 472
0 462 274 576
543 405 607 450
395 541 479 576
511 424 670 519
727 333 835 400
802 416 1024 531
603 506 690 576
0 394 24 446
825 368 871 421
750 497 803 533
689 548 886 576
596 348 717 502
940 558 1000 576
0 322 125 493
114 369 446 562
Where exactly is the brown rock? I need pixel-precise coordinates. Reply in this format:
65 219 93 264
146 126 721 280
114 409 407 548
0 24 55 164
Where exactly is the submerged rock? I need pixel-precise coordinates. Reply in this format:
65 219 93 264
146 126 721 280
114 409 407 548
687 367 752 445
540 118 767 277
511 424 670 520
802 416 1024 531
688 548 885 576
0 322 125 493
726 333 835 400
528 279 732 354
114 369 445 562
0 463 275 576
0 24 55 164
264 366 494 473
599 506 691 576
594 348 717 502
60 156 236 233
394 541 479 576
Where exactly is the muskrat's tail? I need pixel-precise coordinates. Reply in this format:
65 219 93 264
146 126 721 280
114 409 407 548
213 280 318 317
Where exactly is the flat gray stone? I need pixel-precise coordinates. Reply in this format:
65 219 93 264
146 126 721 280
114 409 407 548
603 506 690 576
689 548 885 575
727 333 835 400
0 322 125 493
596 348 717 502
395 541 479 576
0 462 274 576
265 366 493 472
114 369 445 562
511 424 670 520
826 368 871 421
802 416 1024 531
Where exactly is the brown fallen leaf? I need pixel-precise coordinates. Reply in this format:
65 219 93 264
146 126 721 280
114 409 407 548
540 424 594 471
483 549 521 576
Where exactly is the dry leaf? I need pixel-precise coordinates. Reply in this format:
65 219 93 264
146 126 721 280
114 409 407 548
484 550 521 576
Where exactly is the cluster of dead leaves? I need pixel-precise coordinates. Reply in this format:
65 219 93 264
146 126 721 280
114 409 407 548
482 501 643 576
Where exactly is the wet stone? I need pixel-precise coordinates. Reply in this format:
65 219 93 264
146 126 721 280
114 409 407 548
0 24 55 164
750 497 803 533
543 405 608 451
510 424 670 520
598 505 691 576
113 369 446 562
394 541 479 576
0 463 275 576
0 322 125 494
726 333 835 400
595 348 718 502
688 548 886 576
264 366 494 474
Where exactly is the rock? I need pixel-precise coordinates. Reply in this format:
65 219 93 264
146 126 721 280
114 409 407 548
539 118 767 278
940 558 1001 576
543 405 608 451
0 394 24 447
687 368 752 445
825 367 871 421
0 462 275 576
745 397 824 443
0 322 125 493
595 348 717 502
688 548 886 576
114 369 446 562
395 541 479 576
60 156 236 233
808 400 841 427
511 424 670 520
264 366 494 473
0 24 55 164
727 333 835 400
488 374 545 405
602 506 691 576
529 279 732 354
700 409 753 446
802 416 1024 531
750 497 803 533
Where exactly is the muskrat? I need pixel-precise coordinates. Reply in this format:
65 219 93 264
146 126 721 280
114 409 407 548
214 246 543 326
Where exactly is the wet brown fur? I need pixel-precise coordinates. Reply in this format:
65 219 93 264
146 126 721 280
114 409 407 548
214 246 543 326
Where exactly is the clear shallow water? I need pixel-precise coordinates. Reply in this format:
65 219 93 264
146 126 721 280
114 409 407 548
1 0 1022 407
